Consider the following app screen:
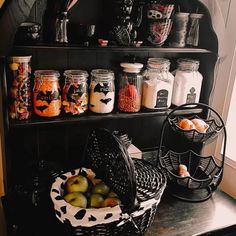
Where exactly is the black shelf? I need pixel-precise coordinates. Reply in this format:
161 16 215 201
13 44 213 54
9 108 203 128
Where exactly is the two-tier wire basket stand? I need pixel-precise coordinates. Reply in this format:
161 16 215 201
158 103 226 202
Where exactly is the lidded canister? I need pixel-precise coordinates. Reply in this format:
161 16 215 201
172 58 203 106
33 70 61 117
89 69 115 114
118 63 143 113
8 56 32 120
62 70 89 115
142 58 174 110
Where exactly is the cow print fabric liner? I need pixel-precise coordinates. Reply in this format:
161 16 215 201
50 168 159 227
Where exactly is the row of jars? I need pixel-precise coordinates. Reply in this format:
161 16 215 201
8 56 203 120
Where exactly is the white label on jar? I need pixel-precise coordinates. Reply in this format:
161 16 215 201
172 70 203 106
90 82 115 113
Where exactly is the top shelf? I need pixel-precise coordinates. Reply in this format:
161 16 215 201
13 44 214 54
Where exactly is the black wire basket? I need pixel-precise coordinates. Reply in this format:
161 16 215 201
51 128 166 236
168 114 224 143
158 103 226 202
160 150 222 189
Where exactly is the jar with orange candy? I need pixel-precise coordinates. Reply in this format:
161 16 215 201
33 70 61 117
118 63 143 113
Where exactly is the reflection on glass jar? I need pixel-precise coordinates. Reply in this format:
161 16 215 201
8 56 32 120
89 69 115 114
62 70 89 115
142 58 174 110
33 70 61 117
118 63 143 112
172 58 203 106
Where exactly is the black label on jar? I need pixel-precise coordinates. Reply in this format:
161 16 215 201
36 90 60 104
66 84 85 102
186 87 196 103
94 82 112 96
155 89 168 108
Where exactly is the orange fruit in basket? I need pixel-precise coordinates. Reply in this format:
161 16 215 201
178 118 195 131
191 118 209 133
178 164 190 177
102 197 121 207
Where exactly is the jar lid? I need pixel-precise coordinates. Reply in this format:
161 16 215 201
34 70 60 78
120 63 143 73
9 56 32 63
147 58 170 69
64 69 89 79
177 58 200 71
91 69 114 80
175 12 190 18
190 13 203 19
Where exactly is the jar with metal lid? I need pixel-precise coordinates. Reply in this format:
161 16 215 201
8 56 32 120
142 58 174 110
172 58 203 106
33 70 61 117
89 69 115 114
118 63 143 112
62 70 89 115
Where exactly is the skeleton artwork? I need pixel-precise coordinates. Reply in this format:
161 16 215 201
147 9 163 19
111 0 144 46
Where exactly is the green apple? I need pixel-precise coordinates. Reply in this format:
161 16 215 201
107 191 118 198
64 192 87 208
66 175 89 193
89 193 104 208
92 182 110 196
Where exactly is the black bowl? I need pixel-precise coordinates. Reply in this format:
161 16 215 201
15 22 41 44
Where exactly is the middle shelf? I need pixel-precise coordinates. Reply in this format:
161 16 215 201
9 107 203 128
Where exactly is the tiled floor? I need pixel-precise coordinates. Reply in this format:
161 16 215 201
0 199 7 236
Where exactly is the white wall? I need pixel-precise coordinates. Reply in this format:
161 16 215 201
209 0 236 199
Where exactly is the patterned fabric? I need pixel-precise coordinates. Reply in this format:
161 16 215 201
50 168 159 228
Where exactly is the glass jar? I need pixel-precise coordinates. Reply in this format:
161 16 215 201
8 56 32 120
62 70 89 115
142 58 174 110
89 69 115 114
33 70 61 117
172 58 203 106
118 63 143 112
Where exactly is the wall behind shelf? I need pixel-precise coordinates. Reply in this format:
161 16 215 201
1 0 219 191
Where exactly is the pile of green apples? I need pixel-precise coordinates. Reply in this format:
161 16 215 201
64 171 121 208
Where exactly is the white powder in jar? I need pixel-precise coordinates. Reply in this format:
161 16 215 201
89 81 115 114
142 71 174 109
172 69 203 106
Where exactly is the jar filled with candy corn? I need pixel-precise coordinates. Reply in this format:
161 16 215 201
118 63 143 112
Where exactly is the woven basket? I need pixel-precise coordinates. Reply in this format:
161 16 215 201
51 129 166 236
